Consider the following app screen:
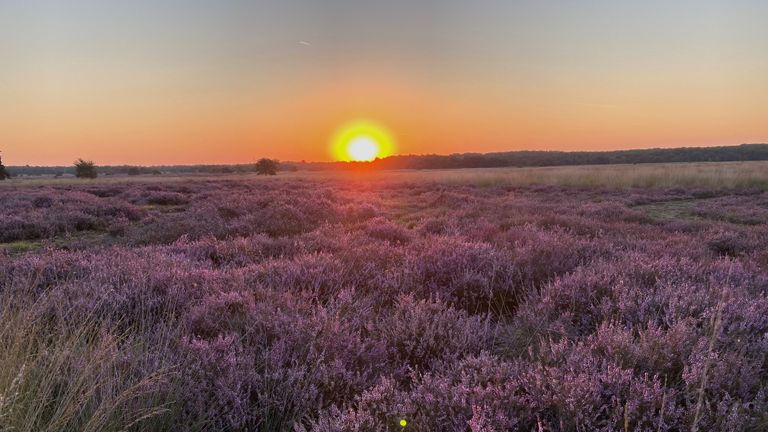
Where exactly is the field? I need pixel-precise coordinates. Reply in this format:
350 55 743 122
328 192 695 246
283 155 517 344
1 162 768 431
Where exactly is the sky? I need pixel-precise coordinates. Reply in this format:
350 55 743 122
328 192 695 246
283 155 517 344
1 0 767 165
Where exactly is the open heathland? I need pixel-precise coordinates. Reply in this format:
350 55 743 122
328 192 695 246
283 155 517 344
1 164 768 431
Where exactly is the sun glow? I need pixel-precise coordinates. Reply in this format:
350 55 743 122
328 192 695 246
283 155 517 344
347 136 379 161
332 120 395 162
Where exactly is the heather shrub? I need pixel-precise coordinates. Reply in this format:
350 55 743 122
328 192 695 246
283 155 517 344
509 254 730 342
177 287 384 430
310 354 523 432
417 215 451 235
363 217 412 244
0 250 95 296
506 256 768 429
586 321 697 387
107 216 131 237
1 248 223 330
186 291 256 340
84 186 125 198
177 334 256 430
706 229 754 257
520 338 674 431
246 253 347 299
579 201 654 224
692 194 768 225
146 191 189 206
3 177 768 431
31 195 54 208
226 192 339 237
127 212 222 245
403 236 519 313
0 216 50 242
319 238 408 299
216 204 243 220
531 212 612 237
373 295 494 381
503 225 605 289
0 189 141 242
171 234 297 267
342 202 378 221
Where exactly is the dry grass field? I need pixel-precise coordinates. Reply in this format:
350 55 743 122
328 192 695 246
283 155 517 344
5 161 768 190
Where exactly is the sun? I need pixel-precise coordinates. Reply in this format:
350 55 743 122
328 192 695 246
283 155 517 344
331 120 395 162
347 136 379 161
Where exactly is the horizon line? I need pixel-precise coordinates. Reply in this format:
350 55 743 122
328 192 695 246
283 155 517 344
5 142 767 168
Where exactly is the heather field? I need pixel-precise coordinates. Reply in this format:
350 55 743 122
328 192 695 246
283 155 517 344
2 165 768 431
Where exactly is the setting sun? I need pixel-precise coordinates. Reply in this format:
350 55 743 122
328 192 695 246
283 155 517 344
347 136 380 161
331 120 395 162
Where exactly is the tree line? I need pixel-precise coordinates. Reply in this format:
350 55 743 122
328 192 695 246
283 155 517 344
3 144 768 178
4 158 283 178
335 143 768 171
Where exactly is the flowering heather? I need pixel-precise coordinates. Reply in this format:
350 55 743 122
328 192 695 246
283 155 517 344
1 177 768 431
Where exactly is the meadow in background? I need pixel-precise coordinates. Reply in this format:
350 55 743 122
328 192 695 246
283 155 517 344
1 162 768 431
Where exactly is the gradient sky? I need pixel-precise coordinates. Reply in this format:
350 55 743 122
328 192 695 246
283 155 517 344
2 0 767 165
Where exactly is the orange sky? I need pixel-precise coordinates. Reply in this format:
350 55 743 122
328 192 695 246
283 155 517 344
1 1 767 165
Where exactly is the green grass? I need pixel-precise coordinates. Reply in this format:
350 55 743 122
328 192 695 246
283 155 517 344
635 200 699 220
0 232 121 256
0 240 42 255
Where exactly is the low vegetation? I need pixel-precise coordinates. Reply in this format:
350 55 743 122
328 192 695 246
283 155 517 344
74 159 98 179
6 144 768 177
362 143 768 170
0 154 10 180
1 167 767 430
255 158 279 176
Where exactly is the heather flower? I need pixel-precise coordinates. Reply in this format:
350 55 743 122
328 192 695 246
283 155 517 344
3 178 768 431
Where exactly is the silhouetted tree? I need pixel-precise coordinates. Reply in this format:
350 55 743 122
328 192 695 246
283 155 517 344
0 153 10 180
255 158 278 176
74 159 98 179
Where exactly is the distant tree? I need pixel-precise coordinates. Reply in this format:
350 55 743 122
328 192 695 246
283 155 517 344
127 167 141 176
0 153 10 180
74 158 98 179
255 158 279 176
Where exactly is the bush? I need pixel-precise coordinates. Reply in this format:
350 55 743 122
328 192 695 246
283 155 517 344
74 158 98 178
0 154 10 180
255 158 279 176
403 236 519 313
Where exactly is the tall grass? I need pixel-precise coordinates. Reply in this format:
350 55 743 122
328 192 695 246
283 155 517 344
0 290 174 432
413 161 768 189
